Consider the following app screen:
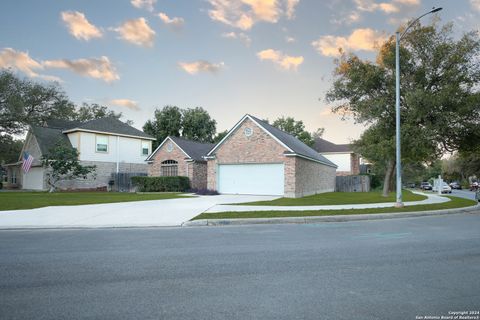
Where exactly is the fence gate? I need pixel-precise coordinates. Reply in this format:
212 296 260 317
111 172 147 192
336 175 370 192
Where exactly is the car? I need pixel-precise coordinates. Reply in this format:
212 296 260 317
449 181 462 190
407 183 416 188
420 182 432 190
433 182 452 194
470 182 479 191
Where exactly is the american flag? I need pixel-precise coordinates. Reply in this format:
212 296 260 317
22 152 34 173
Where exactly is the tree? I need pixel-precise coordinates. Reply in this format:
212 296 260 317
0 135 23 164
214 130 229 143
181 107 217 143
41 142 96 192
74 103 132 125
272 116 321 146
0 69 76 135
143 106 183 149
326 22 480 196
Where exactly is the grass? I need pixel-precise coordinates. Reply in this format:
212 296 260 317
237 189 426 206
0 192 192 211
193 196 477 220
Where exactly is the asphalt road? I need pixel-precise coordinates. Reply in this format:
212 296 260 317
1 213 479 320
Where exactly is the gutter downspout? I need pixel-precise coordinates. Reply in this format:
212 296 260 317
116 136 119 173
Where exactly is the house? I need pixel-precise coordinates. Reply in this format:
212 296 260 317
2 117 155 190
312 137 360 176
146 136 214 189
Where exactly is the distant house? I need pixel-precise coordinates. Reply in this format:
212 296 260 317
2 118 155 190
146 136 214 190
312 138 360 176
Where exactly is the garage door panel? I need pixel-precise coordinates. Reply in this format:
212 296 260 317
218 164 284 196
22 168 44 190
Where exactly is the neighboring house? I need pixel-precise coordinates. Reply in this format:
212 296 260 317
3 118 155 190
146 136 214 189
205 115 337 197
312 138 361 176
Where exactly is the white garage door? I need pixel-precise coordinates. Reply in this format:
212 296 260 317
218 163 284 196
22 167 45 190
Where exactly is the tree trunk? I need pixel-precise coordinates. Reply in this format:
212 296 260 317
382 160 395 197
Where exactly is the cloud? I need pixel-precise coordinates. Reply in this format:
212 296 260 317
285 36 295 43
286 0 300 19
60 11 103 41
470 0 480 11
130 0 156 12
109 99 140 111
113 18 155 47
221 31 252 46
393 0 419 5
207 0 300 30
257 49 304 71
178 60 225 75
158 12 185 30
43 56 119 83
354 0 399 13
312 28 386 57
0 48 60 81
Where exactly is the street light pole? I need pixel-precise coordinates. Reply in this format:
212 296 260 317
394 7 442 208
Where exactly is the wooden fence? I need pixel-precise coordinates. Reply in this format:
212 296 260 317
336 175 370 192
111 172 147 192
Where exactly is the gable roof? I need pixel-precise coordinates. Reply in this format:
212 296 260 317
313 137 352 153
62 117 155 140
31 126 73 155
207 114 337 168
146 136 215 162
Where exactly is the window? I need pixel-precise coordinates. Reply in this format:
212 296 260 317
96 135 108 153
11 171 16 184
142 141 150 156
161 160 178 176
2 174 7 183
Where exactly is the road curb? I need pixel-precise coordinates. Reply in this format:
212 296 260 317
182 204 480 227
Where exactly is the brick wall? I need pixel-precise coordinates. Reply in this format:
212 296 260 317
293 157 336 197
148 141 188 177
190 162 208 189
207 118 289 191
350 153 360 175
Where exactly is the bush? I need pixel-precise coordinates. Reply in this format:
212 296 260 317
131 176 190 192
187 188 219 195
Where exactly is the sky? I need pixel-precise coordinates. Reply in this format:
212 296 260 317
1 0 478 143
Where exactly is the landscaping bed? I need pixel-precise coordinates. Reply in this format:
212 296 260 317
193 196 477 220
0 192 192 211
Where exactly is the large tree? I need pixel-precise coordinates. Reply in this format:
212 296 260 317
143 105 183 148
74 103 132 125
272 116 323 147
0 69 76 135
0 135 23 164
326 22 480 196
181 107 216 143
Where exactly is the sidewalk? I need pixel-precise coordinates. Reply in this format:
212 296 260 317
204 191 449 213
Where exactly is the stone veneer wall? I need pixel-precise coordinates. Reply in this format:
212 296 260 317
207 118 291 191
55 161 148 190
292 157 336 197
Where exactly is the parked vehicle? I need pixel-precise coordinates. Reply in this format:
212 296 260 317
420 182 432 190
449 181 462 190
433 182 452 194
470 182 479 191
407 183 416 188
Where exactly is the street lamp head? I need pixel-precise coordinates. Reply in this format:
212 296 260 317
430 7 443 13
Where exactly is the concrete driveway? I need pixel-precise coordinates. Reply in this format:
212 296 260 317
0 195 278 229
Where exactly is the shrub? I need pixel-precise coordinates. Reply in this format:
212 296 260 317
131 176 190 192
187 188 219 195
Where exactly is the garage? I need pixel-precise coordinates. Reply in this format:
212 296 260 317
217 163 284 196
22 167 45 190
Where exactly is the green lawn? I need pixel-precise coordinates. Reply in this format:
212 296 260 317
0 192 192 211
193 196 477 220
237 189 426 206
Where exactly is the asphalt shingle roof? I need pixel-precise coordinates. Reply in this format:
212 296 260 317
65 117 154 139
169 136 215 162
31 126 73 154
312 137 352 153
248 115 337 167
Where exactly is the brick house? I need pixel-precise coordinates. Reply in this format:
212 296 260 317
205 115 337 197
146 136 214 189
312 138 361 176
2 118 155 190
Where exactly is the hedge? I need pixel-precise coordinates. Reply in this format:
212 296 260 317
131 176 190 192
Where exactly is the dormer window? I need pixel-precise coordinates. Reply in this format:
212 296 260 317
96 135 108 153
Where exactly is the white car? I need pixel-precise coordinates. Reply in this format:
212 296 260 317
433 182 452 194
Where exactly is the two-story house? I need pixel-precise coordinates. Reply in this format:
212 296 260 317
2 117 155 191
